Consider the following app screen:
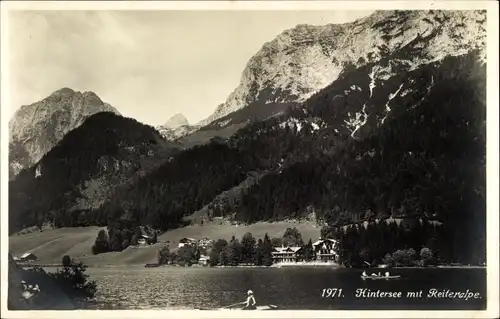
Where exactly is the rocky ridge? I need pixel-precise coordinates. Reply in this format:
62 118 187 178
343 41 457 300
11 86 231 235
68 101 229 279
156 114 198 141
197 10 486 128
8 88 120 178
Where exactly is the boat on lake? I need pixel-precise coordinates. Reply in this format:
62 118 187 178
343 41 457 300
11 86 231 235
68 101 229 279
361 274 401 280
361 271 401 280
196 305 278 311
220 305 278 311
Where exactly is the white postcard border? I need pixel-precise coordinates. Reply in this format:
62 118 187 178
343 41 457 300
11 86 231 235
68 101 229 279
1 1 498 318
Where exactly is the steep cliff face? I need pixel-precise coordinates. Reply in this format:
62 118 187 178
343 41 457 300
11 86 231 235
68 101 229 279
162 113 189 129
175 9 486 229
156 113 198 141
8 88 120 178
197 10 486 127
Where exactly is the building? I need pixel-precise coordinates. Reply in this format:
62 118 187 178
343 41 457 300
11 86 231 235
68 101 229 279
137 233 152 245
198 255 211 266
272 246 303 263
137 225 157 245
312 239 339 262
178 237 198 248
14 252 38 262
198 237 214 249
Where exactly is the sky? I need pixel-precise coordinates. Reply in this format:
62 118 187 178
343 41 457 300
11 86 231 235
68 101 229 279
7 10 373 126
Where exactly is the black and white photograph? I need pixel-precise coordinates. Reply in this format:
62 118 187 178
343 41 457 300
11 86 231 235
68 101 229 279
1 1 498 318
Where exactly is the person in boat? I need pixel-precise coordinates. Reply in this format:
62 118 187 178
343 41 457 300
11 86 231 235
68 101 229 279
242 290 257 310
385 272 390 277
362 271 368 277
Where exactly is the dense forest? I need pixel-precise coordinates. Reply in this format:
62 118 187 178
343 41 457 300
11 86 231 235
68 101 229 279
322 219 470 267
91 224 158 254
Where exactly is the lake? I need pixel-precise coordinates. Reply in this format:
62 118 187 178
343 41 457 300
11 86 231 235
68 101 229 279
80 266 486 310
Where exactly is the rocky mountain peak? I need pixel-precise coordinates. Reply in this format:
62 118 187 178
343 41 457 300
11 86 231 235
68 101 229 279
197 10 486 127
50 87 75 97
8 88 120 178
163 113 189 129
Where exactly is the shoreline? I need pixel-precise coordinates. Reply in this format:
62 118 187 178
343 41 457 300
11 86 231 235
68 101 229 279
272 262 342 268
20 262 486 270
356 265 487 269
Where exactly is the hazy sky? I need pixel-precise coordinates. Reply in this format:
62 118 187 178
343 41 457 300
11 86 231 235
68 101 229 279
8 10 373 126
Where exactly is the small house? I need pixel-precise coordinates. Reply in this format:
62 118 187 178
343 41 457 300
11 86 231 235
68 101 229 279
178 237 197 248
138 225 157 245
15 252 38 262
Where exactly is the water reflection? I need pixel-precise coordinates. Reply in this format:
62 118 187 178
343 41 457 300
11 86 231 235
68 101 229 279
84 267 486 310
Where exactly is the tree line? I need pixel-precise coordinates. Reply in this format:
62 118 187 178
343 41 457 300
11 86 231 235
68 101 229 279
91 223 158 254
322 217 485 267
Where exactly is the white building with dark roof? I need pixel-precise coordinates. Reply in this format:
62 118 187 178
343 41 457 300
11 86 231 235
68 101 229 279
14 252 38 262
312 239 339 262
272 246 304 263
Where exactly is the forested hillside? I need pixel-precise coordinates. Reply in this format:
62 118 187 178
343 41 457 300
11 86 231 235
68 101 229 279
236 52 486 263
92 51 485 257
9 112 179 233
237 52 485 222
9 88 120 178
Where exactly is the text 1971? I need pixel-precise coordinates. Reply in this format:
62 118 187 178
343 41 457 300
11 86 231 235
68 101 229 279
321 288 344 298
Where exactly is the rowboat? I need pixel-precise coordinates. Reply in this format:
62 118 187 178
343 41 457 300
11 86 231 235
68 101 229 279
219 305 279 311
361 275 401 280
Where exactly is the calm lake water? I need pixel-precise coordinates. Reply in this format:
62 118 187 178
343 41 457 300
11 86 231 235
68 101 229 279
79 267 485 310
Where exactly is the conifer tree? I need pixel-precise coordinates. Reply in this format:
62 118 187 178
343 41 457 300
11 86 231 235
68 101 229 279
262 233 273 266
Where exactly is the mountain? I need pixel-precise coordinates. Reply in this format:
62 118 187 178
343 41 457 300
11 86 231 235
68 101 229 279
8 112 179 234
233 51 486 263
96 10 485 262
177 10 485 146
96 51 486 250
156 114 197 142
237 51 485 221
8 88 120 179
205 10 485 123
163 114 189 129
